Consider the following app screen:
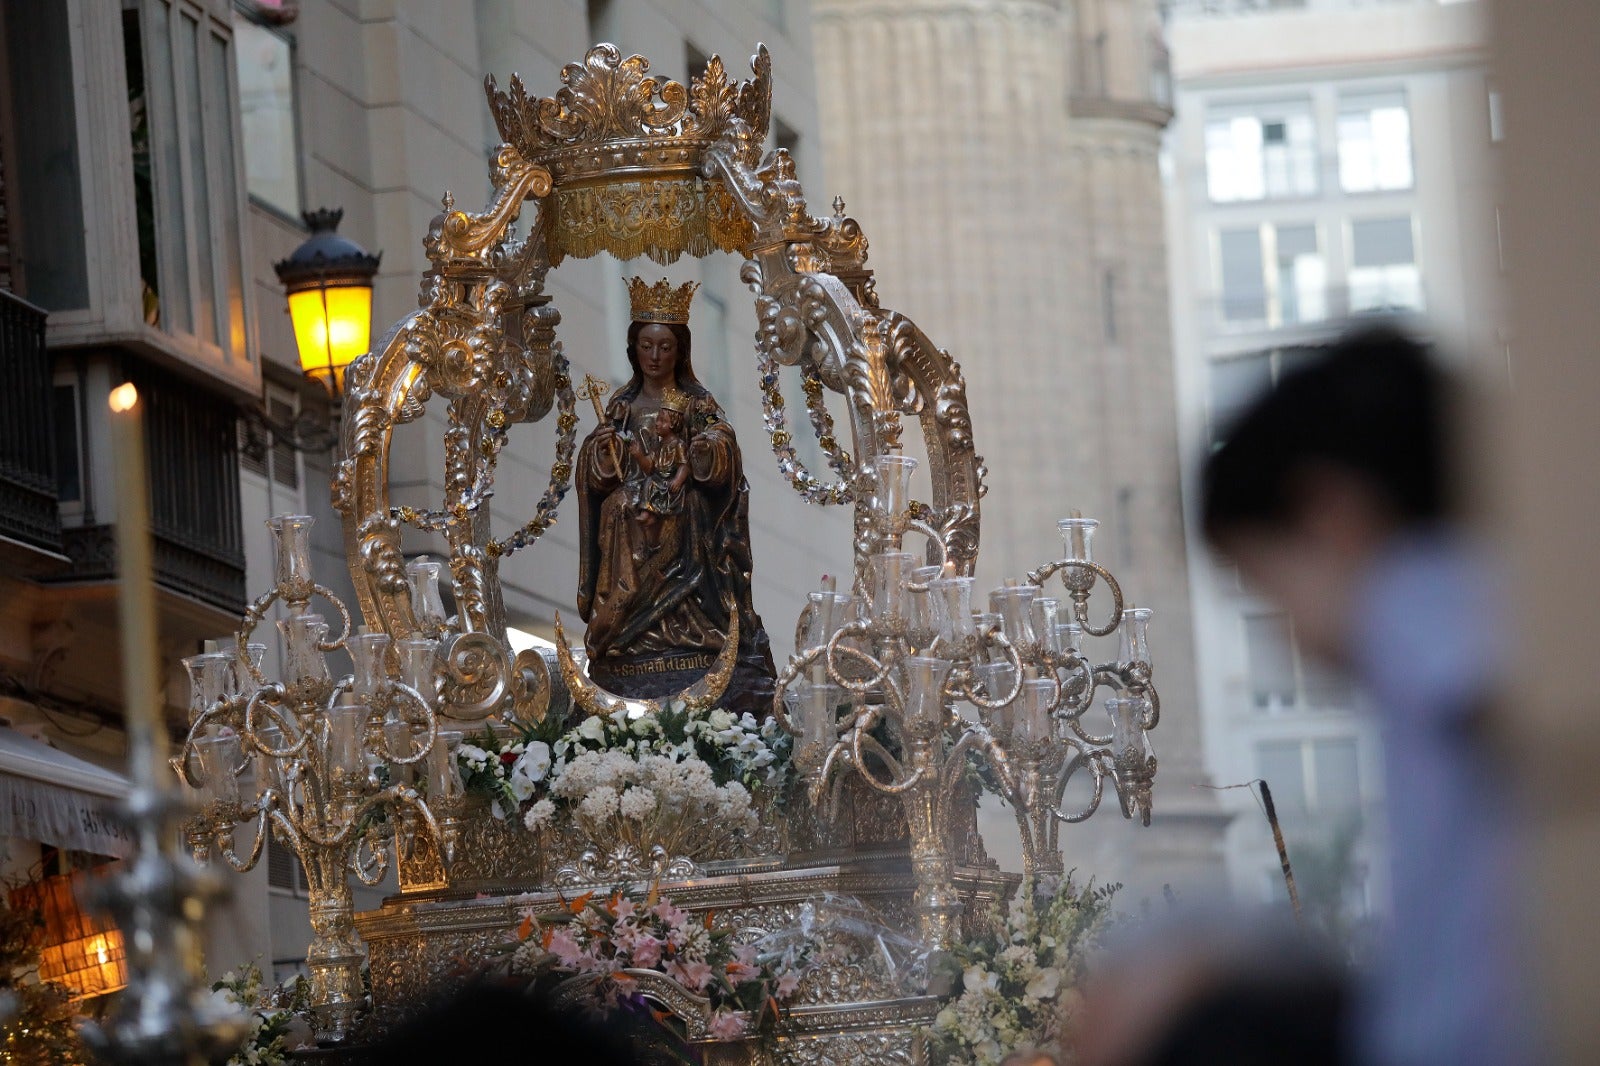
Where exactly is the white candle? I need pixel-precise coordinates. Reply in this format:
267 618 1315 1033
109 383 168 788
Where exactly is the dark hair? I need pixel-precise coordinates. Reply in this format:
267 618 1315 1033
1201 326 1453 543
353 982 645 1064
623 320 703 395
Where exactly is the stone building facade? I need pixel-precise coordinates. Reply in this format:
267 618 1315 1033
1162 0 1500 917
813 0 1229 899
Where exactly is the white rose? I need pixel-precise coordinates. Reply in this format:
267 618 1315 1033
578 716 606 742
708 709 735 731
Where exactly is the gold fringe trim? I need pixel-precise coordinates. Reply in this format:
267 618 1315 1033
544 178 756 265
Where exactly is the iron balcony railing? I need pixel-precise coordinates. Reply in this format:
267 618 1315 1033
0 289 60 552
57 359 246 614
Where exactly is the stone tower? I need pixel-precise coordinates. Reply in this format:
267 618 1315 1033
813 0 1229 899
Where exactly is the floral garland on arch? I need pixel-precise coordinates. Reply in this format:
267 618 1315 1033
451 701 793 832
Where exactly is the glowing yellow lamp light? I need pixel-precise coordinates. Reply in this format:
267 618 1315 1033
273 207 381 396
8 873 129 1000
287 283 373 388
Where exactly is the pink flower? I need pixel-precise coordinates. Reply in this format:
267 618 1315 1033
630 935 663 968
667 958 715 992
725 959 761 983
708 1010 747 1041
652 900 689 928
613 898 637 921
775 972 801 999
548 929 585 968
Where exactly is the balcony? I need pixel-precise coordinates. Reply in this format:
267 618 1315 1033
54 361 246 616
0 290 61 555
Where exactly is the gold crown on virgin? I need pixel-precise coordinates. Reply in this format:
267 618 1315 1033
627 277 699 325
658 389 690 416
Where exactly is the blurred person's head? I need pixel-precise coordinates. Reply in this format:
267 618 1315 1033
1070 907 1347 1066
1001 1050 1058 1066
353 980 646 1064
1202 325 1454 665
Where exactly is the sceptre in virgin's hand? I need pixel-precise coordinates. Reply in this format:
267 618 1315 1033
578 373 626 480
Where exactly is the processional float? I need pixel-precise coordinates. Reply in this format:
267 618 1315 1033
155 44 1162 1063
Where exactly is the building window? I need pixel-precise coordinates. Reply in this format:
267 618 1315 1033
122 0 249 359
1217 223 1326 327
1487 85 1504 144
5 0 90 310
1205 102 1317 203
1255 736 1362 821
1207 346 1323 445
53 384 82 504
1219 227 1267 321
1348 215 1421 313
1337 91 1413 193
1244 610 1355 711
232 10 300 217
239 386 304 489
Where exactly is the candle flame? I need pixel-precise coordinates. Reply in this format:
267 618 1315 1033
108 383 139 412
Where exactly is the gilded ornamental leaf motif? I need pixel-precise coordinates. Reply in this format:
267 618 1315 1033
485 44 771 164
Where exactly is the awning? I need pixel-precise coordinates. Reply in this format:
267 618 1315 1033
0 727 134 858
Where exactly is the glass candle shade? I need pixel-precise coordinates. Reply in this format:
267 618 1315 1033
383 711 415 784
788 679 843 766
906 565 943 645
989 585 1038 648
253 722 292 798
277 613 329 691
182 652 233 724
266 514 316 600
975 663 1016 737
325 697 368 786
193 731 243 808
902 656 953 734
233 642 267 701
1058 621 1085 656
397 637 439 705
1109 696 1149 759
872 551 916 628
930 576 977 645
874 454 918 522
406 556 449 633
973 661 1017 705
348 630 392 698
1058 515 1099 565
973 613 1004 665
427 730 464 802
805 590 854 649
1031 597 1064 656
1119 606 1154 667
1014 678 1055 745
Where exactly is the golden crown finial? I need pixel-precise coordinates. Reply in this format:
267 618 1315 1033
626 277 699 325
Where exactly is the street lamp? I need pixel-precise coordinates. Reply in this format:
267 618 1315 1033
273 208 380 397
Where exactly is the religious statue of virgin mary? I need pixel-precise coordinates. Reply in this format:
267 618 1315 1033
575 278 778 715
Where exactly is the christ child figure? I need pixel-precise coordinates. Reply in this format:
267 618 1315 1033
628 392 691 554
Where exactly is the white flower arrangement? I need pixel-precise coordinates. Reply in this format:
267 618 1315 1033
448 699 792 831
930 878 1118 1066
550 750 760 860
212 964 313 1066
